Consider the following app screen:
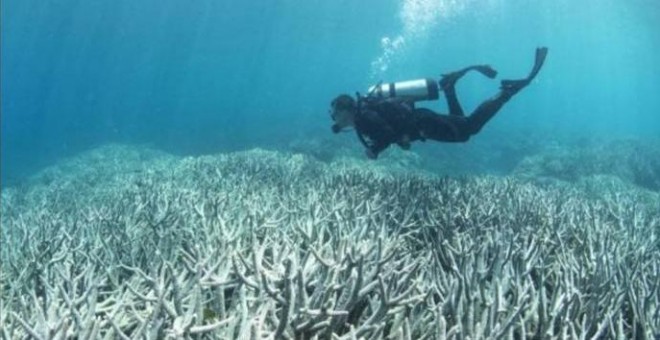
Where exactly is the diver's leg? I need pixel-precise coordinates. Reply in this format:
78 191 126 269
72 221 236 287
467 47 548 135
414 108 470 142
465 92 511 135
442 81 465 117
439 65 498 116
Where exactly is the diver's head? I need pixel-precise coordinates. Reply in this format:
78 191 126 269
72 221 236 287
330 94 357 133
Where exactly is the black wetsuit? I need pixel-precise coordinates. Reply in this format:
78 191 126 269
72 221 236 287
355 87 515 158
352 48 547 158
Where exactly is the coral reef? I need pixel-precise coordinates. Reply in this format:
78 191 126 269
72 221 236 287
285 126 558 177
1 145 659 339
514 138 660 192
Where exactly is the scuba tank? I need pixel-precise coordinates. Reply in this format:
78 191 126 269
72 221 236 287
367 78 439 102
346 78 439 133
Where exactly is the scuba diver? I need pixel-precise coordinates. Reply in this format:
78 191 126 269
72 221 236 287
330 47 548 159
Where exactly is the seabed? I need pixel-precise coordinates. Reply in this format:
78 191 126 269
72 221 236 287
1 144 659 339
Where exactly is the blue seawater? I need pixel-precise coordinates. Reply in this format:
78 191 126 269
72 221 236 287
2 0 659 185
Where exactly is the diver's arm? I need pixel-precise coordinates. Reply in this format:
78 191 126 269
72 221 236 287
358 110 397 159
369 139 391 158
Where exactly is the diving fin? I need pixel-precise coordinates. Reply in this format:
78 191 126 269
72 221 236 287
527 47 548 82
474 65 498 79
440 64 498 91
501 47 548 93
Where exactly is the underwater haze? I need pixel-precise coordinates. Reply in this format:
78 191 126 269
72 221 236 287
3 1 660 338
2 0 660 184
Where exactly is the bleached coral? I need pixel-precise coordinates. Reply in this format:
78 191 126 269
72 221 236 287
1 146 658 339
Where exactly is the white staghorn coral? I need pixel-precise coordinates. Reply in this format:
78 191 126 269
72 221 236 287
1 145 658 339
